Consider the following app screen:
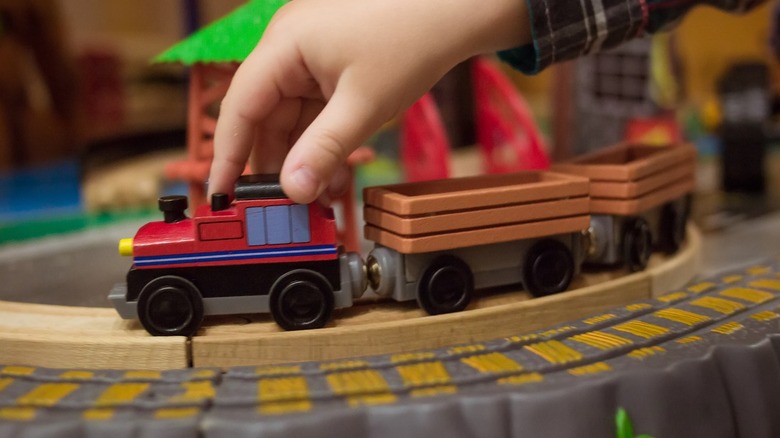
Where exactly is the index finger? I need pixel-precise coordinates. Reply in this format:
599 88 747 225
208 46 284 197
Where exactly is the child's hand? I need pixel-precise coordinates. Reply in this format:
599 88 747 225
209 0 529 203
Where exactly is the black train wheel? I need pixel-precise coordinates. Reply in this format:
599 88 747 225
623 217 652 272
138 276 203 336
658 202 685 254
418 255 473 315
270 270 334 330
523 239 574 297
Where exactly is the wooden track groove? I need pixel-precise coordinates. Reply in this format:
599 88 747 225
0 226 701 370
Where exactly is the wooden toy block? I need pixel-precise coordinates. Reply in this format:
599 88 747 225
364 197 590 236
363 171 589 216
587 159 694 199
589 178 695 216
551 143 696 182
364 171 590 254
365 215 591 254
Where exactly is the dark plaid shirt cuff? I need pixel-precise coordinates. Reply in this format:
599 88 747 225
499 0 766 74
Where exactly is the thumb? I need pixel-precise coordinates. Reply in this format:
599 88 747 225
280 86 387 204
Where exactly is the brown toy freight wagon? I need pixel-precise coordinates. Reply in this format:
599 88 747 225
553 142 696 271
363 171 591 314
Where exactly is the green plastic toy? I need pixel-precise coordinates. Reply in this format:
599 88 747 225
615 408 654 438
156 0 287 65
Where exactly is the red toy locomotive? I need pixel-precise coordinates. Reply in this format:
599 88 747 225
109 174 366 336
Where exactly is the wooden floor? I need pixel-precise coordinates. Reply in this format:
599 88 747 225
0 226 701 370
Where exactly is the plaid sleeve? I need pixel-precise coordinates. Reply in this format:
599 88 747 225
498 0 767 74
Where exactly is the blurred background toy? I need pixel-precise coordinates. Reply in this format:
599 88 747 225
0 0 81 169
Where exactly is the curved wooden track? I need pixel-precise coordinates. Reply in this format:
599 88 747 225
0 226 701 370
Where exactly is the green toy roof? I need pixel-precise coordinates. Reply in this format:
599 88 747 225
155 0 287 65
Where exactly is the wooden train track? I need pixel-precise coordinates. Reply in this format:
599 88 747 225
0 226 701 371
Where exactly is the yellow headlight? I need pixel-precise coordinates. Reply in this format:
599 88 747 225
118 238 133 257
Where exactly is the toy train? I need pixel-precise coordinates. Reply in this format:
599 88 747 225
110 142 695 336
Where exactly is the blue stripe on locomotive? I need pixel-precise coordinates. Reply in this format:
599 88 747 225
134 244 338 267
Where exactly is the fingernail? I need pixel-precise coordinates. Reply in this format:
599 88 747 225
290 167 321 200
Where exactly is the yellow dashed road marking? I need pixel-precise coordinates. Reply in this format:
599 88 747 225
320 360 369 372
60 371 94 380
569 331 633 350
712 322 744 335
461 352 523 374
539 326 577 338
170 381 215 403
95 383 150 407
1 366 34 376
17 383 79 407
568 362 611 376
256 365 301 376
733 284 779 301
583 314 617 325
748 278 780 290
625 303 652 311
688 282 716 293
327 370 389 396
722 275 743 284
0 377 13 393
259 376 309 403
0 407 36 421
657 292 688 303
391 352 436 363
677 336 702 344
628 346 665 359
326 370 397 407
347 393 397 407
410 385 457 398
397 361 450 387
498 373 544 385
751 310 780 321
747 266 771 276
612 320 669 339
506 334 539 344
654 308 710 326
83 408 114 421
155 407 199 419
258 377 313 415
259 400 312 415
524 340 583 364
689 296 745 315
448 345 486 355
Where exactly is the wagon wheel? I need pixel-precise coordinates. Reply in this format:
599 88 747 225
418 256 474 315
623 217 653 272
137 276 203 336
523 239 574 297
270 270 334 330
659 200 689 255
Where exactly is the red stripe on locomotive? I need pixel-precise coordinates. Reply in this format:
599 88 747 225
131 197 339 268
